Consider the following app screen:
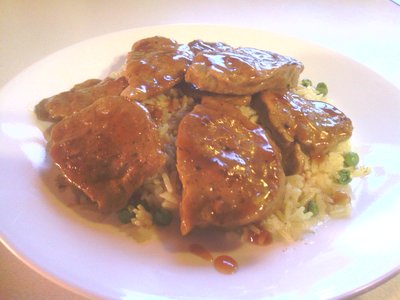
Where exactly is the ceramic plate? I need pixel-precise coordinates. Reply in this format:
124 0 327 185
1 25 400 299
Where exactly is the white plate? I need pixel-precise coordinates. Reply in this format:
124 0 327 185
1 24 400 300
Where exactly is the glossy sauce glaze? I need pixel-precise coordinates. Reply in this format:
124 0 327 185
35 36 357 254
259 90 353 175
213 255 238 275
185 46 303 95
49 96 166 212
122 36 193 101
188 39 233 55
177 99 285 235
261 90 353 158
35 77 128 121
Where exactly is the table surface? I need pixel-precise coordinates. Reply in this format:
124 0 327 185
1 0 399 299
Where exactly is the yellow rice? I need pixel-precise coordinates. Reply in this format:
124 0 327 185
125 81 370 243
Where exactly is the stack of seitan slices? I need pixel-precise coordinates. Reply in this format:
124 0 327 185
35 36 352 235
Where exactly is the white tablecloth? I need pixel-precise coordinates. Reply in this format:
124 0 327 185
1 0 399 299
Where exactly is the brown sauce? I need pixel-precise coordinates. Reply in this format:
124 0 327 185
213 255 238 275
189 243 238 275
189 243 213 262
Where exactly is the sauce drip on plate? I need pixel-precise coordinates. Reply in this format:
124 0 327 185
213 255 238 275
189 243 238 275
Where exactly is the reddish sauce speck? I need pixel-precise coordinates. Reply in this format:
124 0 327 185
213 255 238 275
331 191 350 205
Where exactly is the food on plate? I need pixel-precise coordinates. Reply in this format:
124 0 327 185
185 45 303 95
188 40 233 55
177 98 285 235
35 77 128 121
35 36 369 245
49 96 165 212
122 36 193 101
258 90 353 175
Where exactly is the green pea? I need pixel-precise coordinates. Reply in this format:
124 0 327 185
153 208 173 226
305 199 319 216
343 152 359 167
301 79 312 87
337 169 352 185
316 82 328 96
118 205 135 224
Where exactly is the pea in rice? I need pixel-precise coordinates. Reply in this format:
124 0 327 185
121 81 370 243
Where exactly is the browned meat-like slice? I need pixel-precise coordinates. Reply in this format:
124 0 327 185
176 99 285 235
35 77 128 121
185 47 303 95
201 94 251 106
259 91 353 174
122 36 193 101
70 79 102 91
177 82 251 106
50 96 166 212
281 142 308 175
188 39 233 55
